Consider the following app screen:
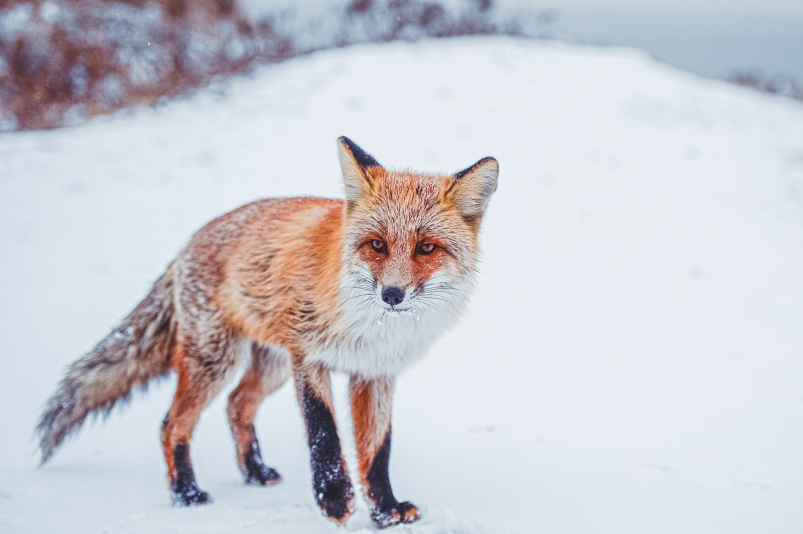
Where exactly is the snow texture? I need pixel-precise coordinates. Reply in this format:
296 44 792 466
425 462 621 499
1 37 803 533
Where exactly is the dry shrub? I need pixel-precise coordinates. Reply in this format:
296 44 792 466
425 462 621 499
0 0 515 131
729 72 803 102
2 1 800 132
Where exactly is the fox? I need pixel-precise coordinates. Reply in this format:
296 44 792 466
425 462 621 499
36 137 498 528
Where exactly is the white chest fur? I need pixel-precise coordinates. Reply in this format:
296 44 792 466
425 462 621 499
307 312 437 377
313 304 470 379
307 271 473 378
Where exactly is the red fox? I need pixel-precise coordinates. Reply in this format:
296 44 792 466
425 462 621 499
36 137 498 528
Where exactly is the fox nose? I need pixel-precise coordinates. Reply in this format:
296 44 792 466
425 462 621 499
381 287 405 307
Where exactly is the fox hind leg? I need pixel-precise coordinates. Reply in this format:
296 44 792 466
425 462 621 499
161 333 239 506
227 343 290 485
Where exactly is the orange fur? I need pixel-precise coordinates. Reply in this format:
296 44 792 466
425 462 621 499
350 376 394 478
37 137 498 527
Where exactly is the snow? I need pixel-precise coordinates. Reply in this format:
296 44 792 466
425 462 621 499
1 36 803 533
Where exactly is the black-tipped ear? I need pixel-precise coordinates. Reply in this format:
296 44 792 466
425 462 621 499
339 136 380 169
448 156 499 222
337 137 382 203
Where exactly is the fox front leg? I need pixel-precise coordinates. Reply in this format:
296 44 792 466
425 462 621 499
351 376 420 528
296 363 355 524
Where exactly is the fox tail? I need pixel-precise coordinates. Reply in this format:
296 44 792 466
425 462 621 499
36 265 177 464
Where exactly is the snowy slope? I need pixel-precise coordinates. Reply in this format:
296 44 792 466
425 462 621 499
1 37 803 533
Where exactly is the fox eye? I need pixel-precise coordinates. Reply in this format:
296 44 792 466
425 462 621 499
416 243 436 255
370 239 387 253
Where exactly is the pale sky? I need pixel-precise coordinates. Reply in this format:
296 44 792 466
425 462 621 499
511 0 803 14
242 0 803 15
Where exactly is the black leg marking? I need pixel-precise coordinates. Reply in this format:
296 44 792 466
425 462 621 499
171 442 211 506
243 435 281 485
301 384 354 522
366 430 420 528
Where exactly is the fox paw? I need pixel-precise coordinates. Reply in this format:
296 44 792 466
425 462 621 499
372 501 420 528
171 486 212 506
244 464 282 486
315 478 355 525
242 442 282 486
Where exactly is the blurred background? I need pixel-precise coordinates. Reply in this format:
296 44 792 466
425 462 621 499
239 0 803 82
0 0 800 132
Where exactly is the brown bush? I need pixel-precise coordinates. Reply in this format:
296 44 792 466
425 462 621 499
0 0 517 132
2 2 800 132
729 72 803 102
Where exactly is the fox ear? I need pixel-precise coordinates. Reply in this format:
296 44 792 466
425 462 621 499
448 157 499 223
337 136 381 202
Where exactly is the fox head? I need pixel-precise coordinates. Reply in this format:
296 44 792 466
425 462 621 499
337 136 498 327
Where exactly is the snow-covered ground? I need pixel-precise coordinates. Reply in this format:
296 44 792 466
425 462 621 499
1 37 803 533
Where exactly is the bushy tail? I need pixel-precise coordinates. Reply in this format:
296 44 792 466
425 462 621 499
36 266 177 464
